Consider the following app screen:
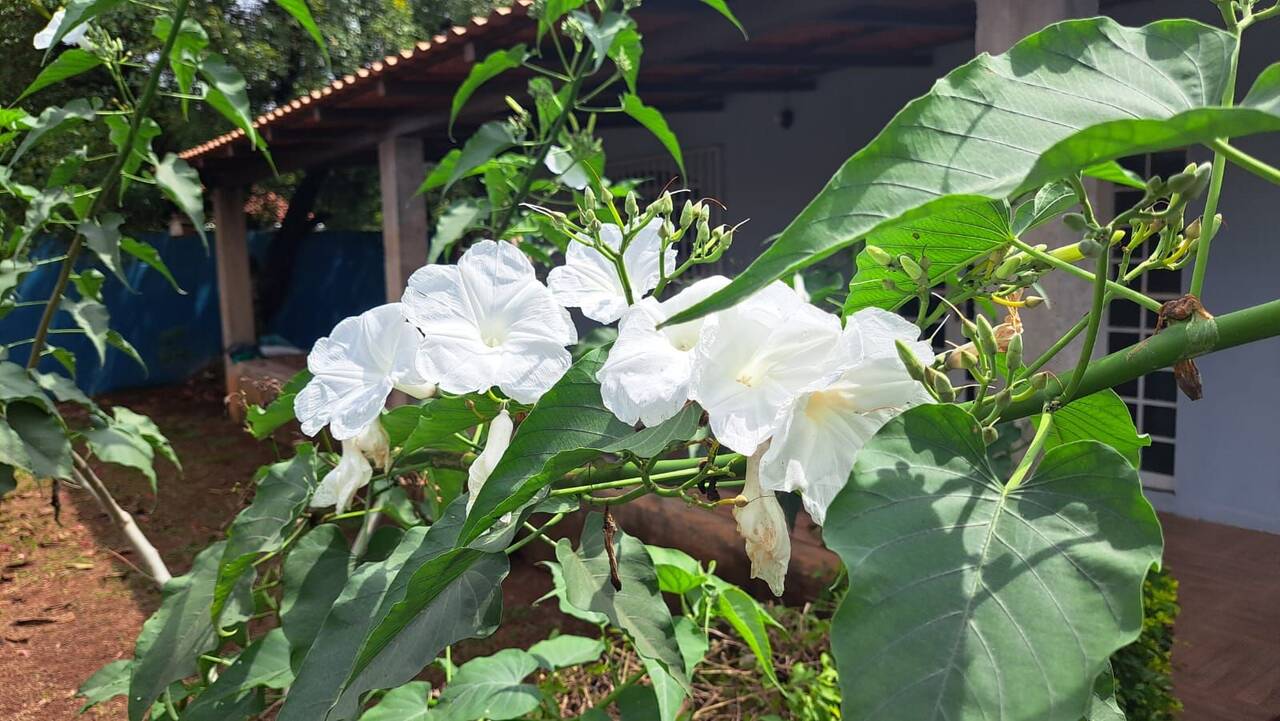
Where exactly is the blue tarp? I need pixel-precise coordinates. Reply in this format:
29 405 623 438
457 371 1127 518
2 230 388 394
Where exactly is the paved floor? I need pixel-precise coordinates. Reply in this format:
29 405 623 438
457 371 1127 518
1162 513 1280 720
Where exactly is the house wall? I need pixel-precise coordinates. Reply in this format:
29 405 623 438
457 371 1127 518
603 0 1280 533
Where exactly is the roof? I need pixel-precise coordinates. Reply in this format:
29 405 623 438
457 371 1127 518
180 0 993 184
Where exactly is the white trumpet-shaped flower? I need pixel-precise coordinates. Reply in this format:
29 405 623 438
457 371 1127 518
404 240 577 404
548 218 676 324
353 420 391 470
33 9 88 49
295 303 435 441
733 444 790 597
545 145 591 190
311 440 373 513
759 308 935 525
466 409 514 517
597 275 729 426
689 281 842 455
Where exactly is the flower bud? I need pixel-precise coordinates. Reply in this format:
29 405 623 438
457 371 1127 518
995 255 1022 279
1078 237 1103 258
895 339 927 382
582 186 596 211
699 204 711 223
864 244 893 267
982 425 999 446
946 345 978 370
1062 212 1088 232
1183 162 1213 199
988 389 1013 417
976 315 998 357
926 367 955 403
899 255 927 284
696 219 710 245
1166 170 1196 194
625 190 639 219
1183 218 1202 242
504 95 529 119
680 200 696 227
1023 295 1044 308
1030 372 1049 390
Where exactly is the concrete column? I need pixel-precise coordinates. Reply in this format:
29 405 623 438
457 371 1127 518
976 0 1102 374
378 135 429 301
212 185 254 401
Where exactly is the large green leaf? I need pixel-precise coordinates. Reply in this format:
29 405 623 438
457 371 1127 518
199 54 262 149
80 214 128 286
557 513 689 691
128 542 226 720
280 523 351 667
182 628 294 721
359 681 435 720
273 0 329 62
669 18 1280 325
844 201 1013 313
82 422 157 490
621 93 684 177
154 153 207 245
445 122 519 192
245 369 310 439
12 99 96 165
824 404 1162 721
451 45 527 137
121 236 185 294
0 403 71 480
382 392 503 456
77 659 132 713
212 447 317 622
61 296 110 362
527 634 605 670
0 361 56 413
434 648 542 720
1031 390 1150 468
1086 663 1127 721
20 48 102 101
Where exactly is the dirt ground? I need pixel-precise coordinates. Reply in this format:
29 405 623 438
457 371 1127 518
0 375 583 719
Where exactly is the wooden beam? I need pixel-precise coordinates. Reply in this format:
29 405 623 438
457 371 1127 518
679 51 935 69
378 135 429 301
211 186 255 405
377 77 462 99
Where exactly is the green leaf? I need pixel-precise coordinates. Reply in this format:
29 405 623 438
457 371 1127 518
647 545 706 595
537 0 586 40
200 54 263 149
528 634 605 670
392 393 503 456
154 153 207 246
20 49 102 101
1 403 71 480
245 370 310 439
359 681 435 720
435 648 541 720
1086 663 1127 721
43 0 124 52
698 0 746 38
78 659 133 713
1083 161 1146 190
281 523 351 667
107 330 147 372
610 28 643 95
445 122 519 192
0 361 57 413
0 465 15 497
616 684 662 721
60 296 110 362
213 447 316 621
1013 180 1078 236
32 369 92 407
80 214 128 285
669 18 1280 325
12 99 96 164
557 513 689 691
103 116 162 196
825 404 1163 721
72 267 106 303
183 628 294 721
621 94 684 178
273 0 329 63
1032 390 1150 468
717 586 779 689
430 199 487 264
538 559 609 625
845 201 1013 314
574 11 630 71
451 45 527 137
128 542 227 720
111 406 179 471
83 423 157 491
0 259 35 302
122 236 185 294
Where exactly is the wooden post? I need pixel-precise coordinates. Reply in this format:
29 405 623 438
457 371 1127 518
975 0 1101 374
378 135 429 301
212 185 255 406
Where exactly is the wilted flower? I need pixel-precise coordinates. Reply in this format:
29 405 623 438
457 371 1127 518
759 308 934 525
403 240 577 404
295 303 435 441
689 281 842 454
353 420 391 470
311 440 373 513
548 218 676 323
733 444 790 596
466 408 513 517
33 9 88 49
597 275 729 426
544 145 590 190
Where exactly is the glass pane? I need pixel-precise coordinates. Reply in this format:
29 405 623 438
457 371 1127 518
1110 301 1140 328
1146 269 1182 294
1146 371 1178 402
1117 380 1140 399
1143 405 1177 438
1141 441 1176 476
1109 331 1141 351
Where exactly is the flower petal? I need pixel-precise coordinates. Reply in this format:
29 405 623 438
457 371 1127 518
497 339 574 404
312 440 372 513
466 409 513 515
733 445 790 596
548 235 628 323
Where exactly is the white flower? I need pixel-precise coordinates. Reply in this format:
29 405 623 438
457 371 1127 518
733 444 790 597
545 145 590 190
548 218 676 324
353 420 391 470
311 440 373 513
294 303 434 441
403 240 577 404
759 308 934 525
466 409 513 516
33 9 88 50
598 275 729 426
689 281 842 455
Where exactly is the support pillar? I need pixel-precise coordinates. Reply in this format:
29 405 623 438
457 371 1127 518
975 0 1103 374
212 185 254 404
378 135 429 301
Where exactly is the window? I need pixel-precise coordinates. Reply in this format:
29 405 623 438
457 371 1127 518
1105 150 1187 492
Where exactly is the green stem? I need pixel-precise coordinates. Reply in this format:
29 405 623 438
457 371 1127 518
1001 297 1280 419
1005 410 1053 491
507 512 566 554
25 0 191 370
1206 138 1280 185
1007 237 1161 312
1190 26 1242 297
1058 245 1111 403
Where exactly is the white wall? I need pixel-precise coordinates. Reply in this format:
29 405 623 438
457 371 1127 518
604 0 1280 534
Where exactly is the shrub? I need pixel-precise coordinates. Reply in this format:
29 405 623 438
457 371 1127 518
1112 565 1182 721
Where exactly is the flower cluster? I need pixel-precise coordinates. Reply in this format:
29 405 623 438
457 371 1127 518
297 212 931 594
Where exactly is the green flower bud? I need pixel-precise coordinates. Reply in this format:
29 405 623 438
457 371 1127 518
1062 212 1089 232
1006 333 1023 373
625 191 639 219
976 315 997 357
899 255 927 284
1166 170 1196 194
1030 372 1049 390
895 339 927 383
994 255 1022 279
1183 163 1213 200
1078 237 1103 258
1146 175 1166 196
926 367 956 403
1023 295 1045 308
700 204 711 223
696 219 710 245
680 200 696 227
583 186 596 211
989 388 1013 416
982 425 999 446
864 244 893 267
